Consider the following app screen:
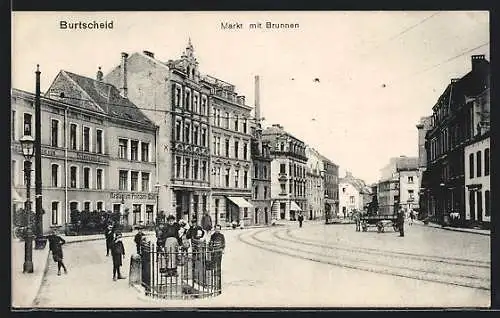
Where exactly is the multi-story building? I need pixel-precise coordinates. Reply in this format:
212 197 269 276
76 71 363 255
321 155 339 219
464 88 490 227
416 116 433 217
104 43 211 223
421 55 490 224
338 172 367 217
263 124 307 221
203 74 253 226
377 156 419 215
305 147 324 220
11 68 157 233
250 76 272 225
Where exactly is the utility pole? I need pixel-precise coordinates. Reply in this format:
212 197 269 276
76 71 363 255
35 64 43 242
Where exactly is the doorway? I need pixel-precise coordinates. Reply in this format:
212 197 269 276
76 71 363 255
254 208 259 224
477 191 483 222
264 207 269 224
469 191 475 221
280 203 286 219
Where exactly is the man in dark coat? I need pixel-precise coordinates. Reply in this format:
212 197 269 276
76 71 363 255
201 211 213 232
397 208 405 237
134 229 145 255
186 219 204 240
111 232 126 281
354 210 361 232
105 223 114 256
297 212 304 228
208 224 225 290
48 230 67 276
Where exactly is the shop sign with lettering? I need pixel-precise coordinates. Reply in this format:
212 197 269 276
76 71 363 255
110 192 157 200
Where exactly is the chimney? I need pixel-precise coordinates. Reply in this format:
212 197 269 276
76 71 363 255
96 66 103 82
254 75 261 121
143 50 155 58
120 52 129 98
471 54 485 71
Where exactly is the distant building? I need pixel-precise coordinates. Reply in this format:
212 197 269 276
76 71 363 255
421 55 490 224
305 147 324 220
320 155 339 219
416 116 433 216
263 124 307 221
338 171 367 217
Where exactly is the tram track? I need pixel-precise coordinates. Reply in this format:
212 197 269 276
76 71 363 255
237 227 490 291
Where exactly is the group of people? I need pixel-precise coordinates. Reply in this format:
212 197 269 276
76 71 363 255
104 223 126 281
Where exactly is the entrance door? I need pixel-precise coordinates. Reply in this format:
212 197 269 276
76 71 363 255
254 208 259 224
264 207 269 224
477 191 483 222
310 209 313 220
280 203 286 219
469 191 475 221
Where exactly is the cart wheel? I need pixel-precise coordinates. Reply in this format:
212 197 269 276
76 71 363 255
380 226 385 233
362 226 367 232
393 225 398 232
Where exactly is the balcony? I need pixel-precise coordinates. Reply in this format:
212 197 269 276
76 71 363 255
278 172 288 180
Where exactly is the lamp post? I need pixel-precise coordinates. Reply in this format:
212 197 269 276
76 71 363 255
154 183 161 223
20 135 35 273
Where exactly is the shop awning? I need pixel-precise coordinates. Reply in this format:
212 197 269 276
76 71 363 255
290 201 302 211
11 187 24 203
227 197 253 208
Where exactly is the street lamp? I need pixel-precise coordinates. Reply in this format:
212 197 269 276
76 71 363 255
154 183 161 222
20 135 35 273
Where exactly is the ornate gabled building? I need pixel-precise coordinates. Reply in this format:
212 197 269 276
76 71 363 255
420 55 490 225
263 124 307 221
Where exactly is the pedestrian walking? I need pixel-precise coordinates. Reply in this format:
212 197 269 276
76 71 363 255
134 229 145 255
409 210 416 226
111 232 126 281
105 223 115 256
397 208 405 237
354 210 361 232
48 230 67 276
201 210 213 233
297 212 304 228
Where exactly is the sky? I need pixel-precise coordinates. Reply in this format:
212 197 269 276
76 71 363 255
12 11 489 184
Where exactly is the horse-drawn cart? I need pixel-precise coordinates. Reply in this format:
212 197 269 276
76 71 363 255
360 214 399 233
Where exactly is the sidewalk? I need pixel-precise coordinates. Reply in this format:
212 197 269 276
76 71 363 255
414 220 490 236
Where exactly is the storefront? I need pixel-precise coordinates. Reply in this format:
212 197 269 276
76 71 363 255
109 191 157 227
226 196 253 225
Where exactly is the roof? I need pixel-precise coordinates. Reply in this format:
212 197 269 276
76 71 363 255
56 71 156 128
340 176 368 193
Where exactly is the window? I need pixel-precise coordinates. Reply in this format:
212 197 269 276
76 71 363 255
185 90 191 111
243 119 247 134
146 205 154 224
12 160 17 185
175 86 182 107
349 196 355 204
216 109 221 127
70 124 77 150
469 153 474 179
193 94 199 113
70 166 77 188
215 199 220 219
201 96 207 115
485 148 490 176
96 129 103 154
133 204 142 225
244 207 248 218
51 164 59 187
51 119 59 147
194 160 199 180
225 112 229 129
83 167 91 189
11 110 16 140
131 171 139 191
131 141 139 161
254 164 258 178
476 151 482 177
235 170 240 188
408 176 414 183
141 172 150 191
175 120 182 141
70 202 79 213
51 202 59 225
185 158 191 179
141 142 149 162
83 127 90 152
113 204 121 213
254 186 259 199
264 186 268 199
119 170 128 190
485 190 490 217
23 113 32 136
408 189 414 200
193 126 199 145
217 137 221 155
225 168 230 187
97 201 104 211
243 171 248 188
175 156 181 178
280 183 286 194
84 201 91 211
342 187 346 193
234 115 239 132
119 139 128 159
96 169 103 190
280 163 286 174
201 127 207 147
184 122 191 143
263 166 268 179
202 161 207 181
243 143 248 160
225 139 230 157
234 141 239 158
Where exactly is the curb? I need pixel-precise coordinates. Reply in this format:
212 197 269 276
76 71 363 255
32 249 51 306
415 222 490 236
